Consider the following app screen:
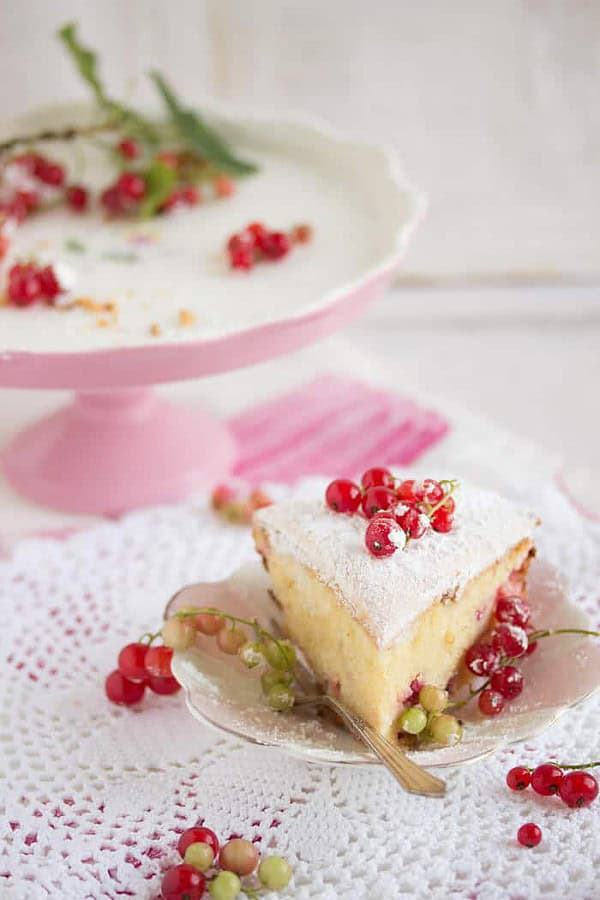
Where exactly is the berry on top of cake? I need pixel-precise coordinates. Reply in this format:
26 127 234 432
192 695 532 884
252 476 538 740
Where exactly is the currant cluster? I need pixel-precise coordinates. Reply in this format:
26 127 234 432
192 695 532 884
395 684 463 747
460 577 600 724
106 607 298 713
325 468 458 558
508 761 599 849
99 143 219 218
211 484 273 525
0 153 68 262
105 641 180 706
6 261 64 306
460 576 535 718
507 762 599 808
162 825 292 899
227 221 312 270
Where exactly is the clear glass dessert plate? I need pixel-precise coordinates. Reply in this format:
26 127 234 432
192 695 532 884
168 558 600 768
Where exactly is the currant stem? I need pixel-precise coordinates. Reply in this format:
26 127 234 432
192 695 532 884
528 627 600 642
174 607 291 666
428 481 459 518
552 761 600 771
449 677 490 709
0 120 120 156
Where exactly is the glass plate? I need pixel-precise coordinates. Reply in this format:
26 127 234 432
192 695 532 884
168 558 600 768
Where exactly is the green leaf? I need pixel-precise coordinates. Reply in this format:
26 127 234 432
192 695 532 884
139 160 177 218
57 22 159 144
150 72 258 177
58 23 106 105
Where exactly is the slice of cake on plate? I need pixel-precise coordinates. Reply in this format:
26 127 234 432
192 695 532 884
252 480 538 740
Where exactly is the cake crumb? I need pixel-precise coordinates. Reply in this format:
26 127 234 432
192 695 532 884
445 629 456 646
178 308 196 327
150 322 161 337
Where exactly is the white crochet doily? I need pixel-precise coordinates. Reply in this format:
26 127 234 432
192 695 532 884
1 433 599 899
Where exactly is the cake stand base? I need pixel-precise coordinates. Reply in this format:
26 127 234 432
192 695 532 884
1 389 236 516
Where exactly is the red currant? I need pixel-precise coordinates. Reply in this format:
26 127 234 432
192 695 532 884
531 763 563 796
7 263 42 306
478 689 505 716
526 640 538 656
246 222 268 249
118 642 148 682
227 233 253 254
148 674 181 695
261 231 291 261
12 152 38 173
0 198 23 224
506 766 531 791
325 479 361 513
490 665 524 699
421 479 444 504
230 248 254 270
100 185 124 215
144 645 174 679
360 467 395 491
38 265 63 302
465 642 499 676
214 175 235 198
396 479 419 505
430 506 454 533
181 185 201 205
365 516 403 558
517 823 542 848
396 507 428 540
361 486 397 518
117 138 140 160
117 172 146 203
161 864 205 900
558 771 598 808
34 157 66 187
441 496 456 514
496 595 530 628
178 826 220 858
105 670 145 706
66 184 89 212
491 624 528 659
291 223 313 243
16 190 40 213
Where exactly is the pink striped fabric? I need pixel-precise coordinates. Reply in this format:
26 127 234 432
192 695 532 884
230 375 449 484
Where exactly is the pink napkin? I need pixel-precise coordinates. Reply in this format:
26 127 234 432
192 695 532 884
230 375 449 484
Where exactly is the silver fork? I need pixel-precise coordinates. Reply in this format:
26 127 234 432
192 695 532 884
270 619 446 797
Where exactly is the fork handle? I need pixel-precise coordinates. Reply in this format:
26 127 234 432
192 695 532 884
321 695 446 797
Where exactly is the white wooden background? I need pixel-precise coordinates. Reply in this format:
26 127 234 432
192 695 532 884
1 0 599 282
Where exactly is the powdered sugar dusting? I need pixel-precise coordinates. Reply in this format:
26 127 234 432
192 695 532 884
255 482 538 648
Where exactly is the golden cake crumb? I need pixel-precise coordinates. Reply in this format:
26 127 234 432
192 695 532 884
150 322 161 337
178 308 196 327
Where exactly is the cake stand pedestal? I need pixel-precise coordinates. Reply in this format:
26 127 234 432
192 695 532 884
0 251 413 516
2 389 235 516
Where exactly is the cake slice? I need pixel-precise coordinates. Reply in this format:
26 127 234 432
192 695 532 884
252 482 538 739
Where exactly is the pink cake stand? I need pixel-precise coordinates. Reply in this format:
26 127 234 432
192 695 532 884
0 111 423 516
